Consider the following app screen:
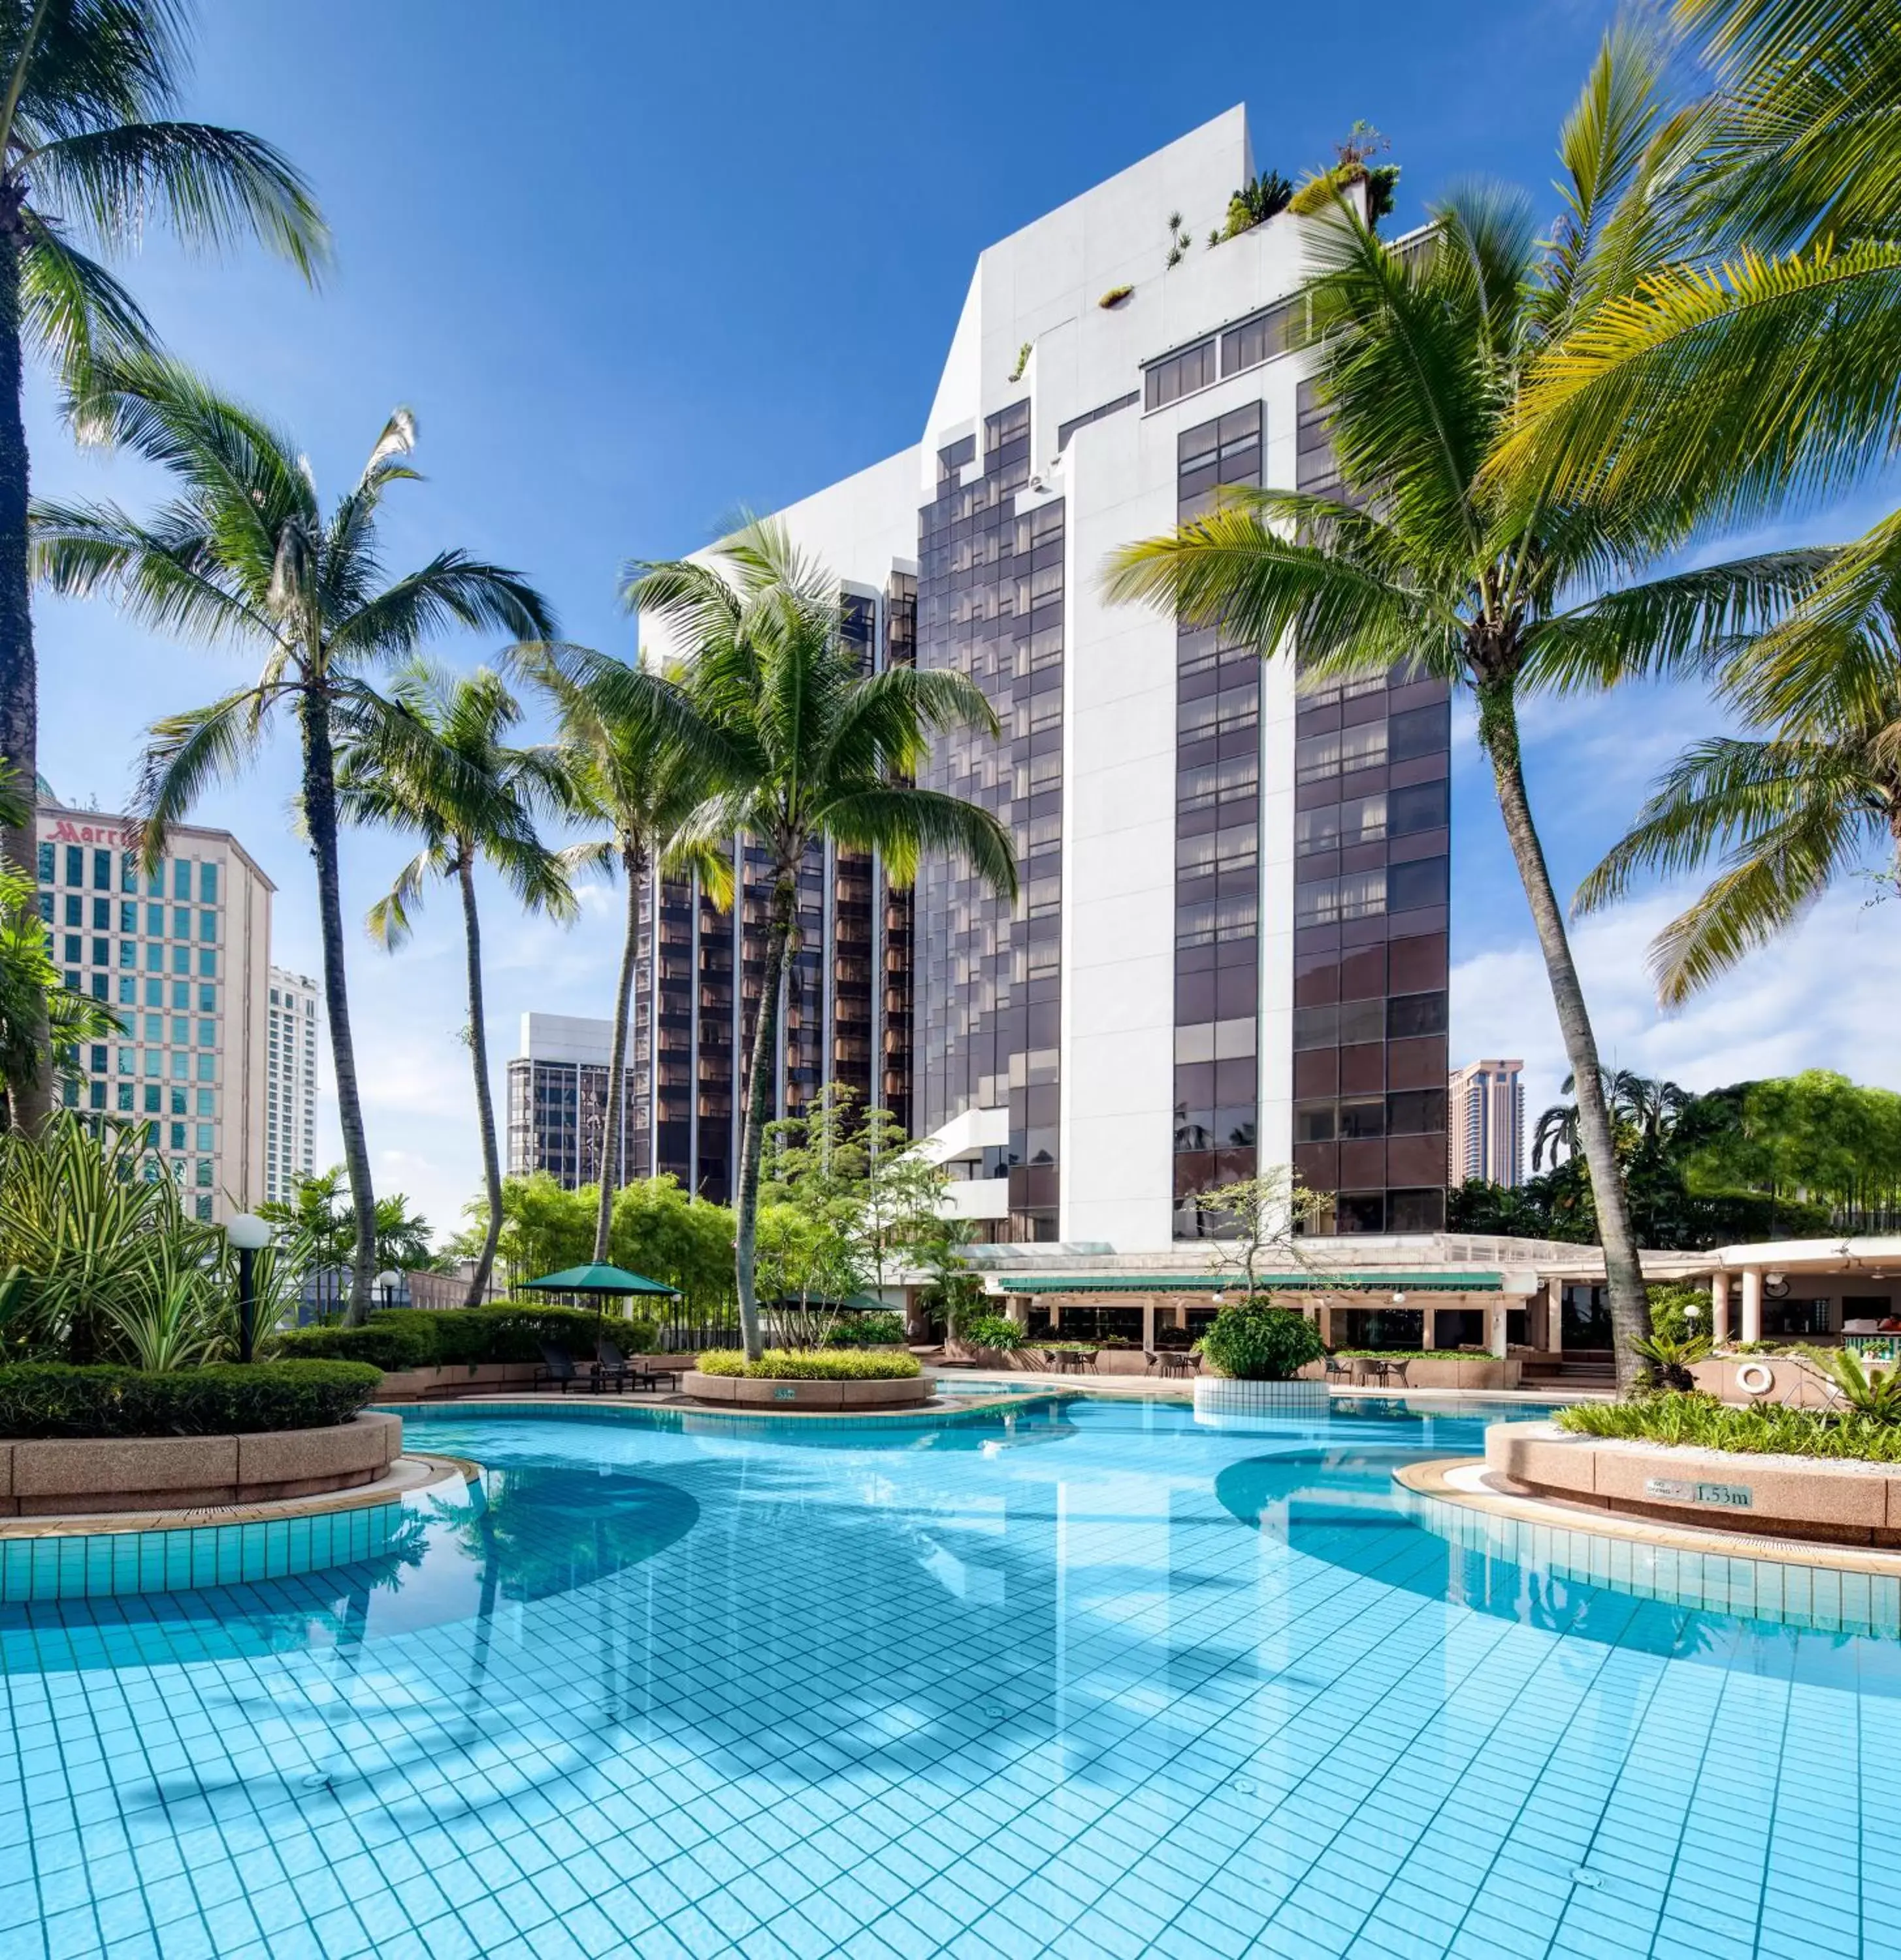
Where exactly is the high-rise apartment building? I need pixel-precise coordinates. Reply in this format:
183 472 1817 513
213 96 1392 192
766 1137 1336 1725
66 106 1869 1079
265 967 320 1203
506 1012 640 1190
34 802 272 1221
1449 1060 1525 1188
638 108 1451 1247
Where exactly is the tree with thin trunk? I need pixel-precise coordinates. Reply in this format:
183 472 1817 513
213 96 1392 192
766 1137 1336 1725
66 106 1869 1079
1105 30 1822 1388
29 357 552 1318
630 519 1016 1361
512 642 733 1264
338 661 579 1305
0 0 326 1130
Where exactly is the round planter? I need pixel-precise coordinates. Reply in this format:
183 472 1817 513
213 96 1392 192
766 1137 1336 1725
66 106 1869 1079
1193 1377 1329 1428
1487 1419 1901 1546
682 1371 932 1411
0 1411 402 1516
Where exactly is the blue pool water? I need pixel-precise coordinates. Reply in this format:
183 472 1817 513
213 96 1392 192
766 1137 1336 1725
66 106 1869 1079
4 1392 1898 1960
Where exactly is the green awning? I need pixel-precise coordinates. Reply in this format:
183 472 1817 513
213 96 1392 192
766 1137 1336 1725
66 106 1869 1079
521 1263 679 1296
987 1271 1503 1295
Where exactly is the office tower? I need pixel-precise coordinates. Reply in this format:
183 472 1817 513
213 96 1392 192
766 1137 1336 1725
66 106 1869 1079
639 107 1451 1247
1449 1059 1526 1189
35 801 272 1221
265 967 320 1203
506 1011 640 1190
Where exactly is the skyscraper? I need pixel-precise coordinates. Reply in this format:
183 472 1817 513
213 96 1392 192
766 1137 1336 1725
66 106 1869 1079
638 108 1451 1247
34 801 272 1221
1449 1060 1526 1189
506 1012 639 1190
265 967 320 1203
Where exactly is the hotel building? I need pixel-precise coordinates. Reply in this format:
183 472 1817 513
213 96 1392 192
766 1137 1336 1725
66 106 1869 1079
506 1011 640 1190
635 108 1450 1250
1449 1058 1525 1189
265 967 321 1203
35 802 272 1221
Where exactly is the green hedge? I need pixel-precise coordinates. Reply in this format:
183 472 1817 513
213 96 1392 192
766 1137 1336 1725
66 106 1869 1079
695 1348 922 1380
276 1304 658 1371
1556 1393 1901 1463
824 1313 909 1347
1333 1349 1503 1361
0 1361 383 1438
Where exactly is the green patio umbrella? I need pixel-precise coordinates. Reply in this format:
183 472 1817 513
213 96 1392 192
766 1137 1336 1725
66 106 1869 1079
520 1263 679 1348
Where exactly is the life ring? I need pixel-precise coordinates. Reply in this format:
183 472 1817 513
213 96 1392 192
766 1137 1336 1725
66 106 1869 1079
1736 1361 1774 1397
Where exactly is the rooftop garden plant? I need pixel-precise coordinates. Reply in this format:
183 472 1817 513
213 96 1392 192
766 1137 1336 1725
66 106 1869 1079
694 1348 920 1381
1195 1303 1324 1381
1224 169 1293 238
0 1360 381 1439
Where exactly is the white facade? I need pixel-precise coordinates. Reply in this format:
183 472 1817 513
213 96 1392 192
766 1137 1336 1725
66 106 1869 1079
642 110 1450 1253
35 804 273 1221
265 967 320 1203
1450 1059 1525 1188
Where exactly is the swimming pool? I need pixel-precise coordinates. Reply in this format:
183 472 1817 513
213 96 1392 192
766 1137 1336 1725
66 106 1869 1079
3 1392 1894 1959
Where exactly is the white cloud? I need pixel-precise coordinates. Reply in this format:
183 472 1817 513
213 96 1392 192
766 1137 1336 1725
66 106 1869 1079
1452 885 1901 1125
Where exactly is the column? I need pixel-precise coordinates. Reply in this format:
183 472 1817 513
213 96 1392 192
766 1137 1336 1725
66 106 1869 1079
1007 1295 1028 1330
1740 1267 1763 1345
1142 1302 1156 1355
1318 1303 1335 1348
1489 1301 1508 1358
1708 1271 1729 1347
1425 1307 1440 1352
1546 1276 1565 1354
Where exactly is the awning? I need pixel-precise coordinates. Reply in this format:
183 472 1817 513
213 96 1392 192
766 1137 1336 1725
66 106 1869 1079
986 1271 1504 1295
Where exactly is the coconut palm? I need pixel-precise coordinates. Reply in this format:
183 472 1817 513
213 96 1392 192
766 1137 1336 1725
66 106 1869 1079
29 357 553 1316
629 519 1016 1361
1103 33 1821 1386
511 642 732 1264
0 1 327 1130
338 662 579 1305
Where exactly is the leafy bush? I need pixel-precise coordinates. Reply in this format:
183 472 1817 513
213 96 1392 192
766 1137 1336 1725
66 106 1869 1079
1646 1283 1710 1343
825 1313 908 1348
1555 1392 1901 1463
693 1348 922 1381
1629 1329 1712 1392
1795 1345 1901 1418
1333 1348 1503 1361
955 1315 1022 1350
1196 1303 1325 1380
276 1304 657 1371
0 1360 382 1438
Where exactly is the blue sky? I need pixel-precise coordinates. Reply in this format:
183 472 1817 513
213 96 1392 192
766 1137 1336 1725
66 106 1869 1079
29 0 1897 1238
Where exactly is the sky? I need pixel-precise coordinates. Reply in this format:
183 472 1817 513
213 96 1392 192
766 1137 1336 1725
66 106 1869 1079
27 0 1899 1243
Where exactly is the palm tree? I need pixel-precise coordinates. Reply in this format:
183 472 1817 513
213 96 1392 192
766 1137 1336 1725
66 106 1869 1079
511 642 732 1264
338 662 579 1305
630 520 1016 1360
29 357 553 1316
1534 1068 1694 1169
1103 33 1818 1386
0 0 327 1130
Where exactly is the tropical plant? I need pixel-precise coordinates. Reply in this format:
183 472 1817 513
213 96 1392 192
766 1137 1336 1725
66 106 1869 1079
1646 1281 1712 1343
512 643 732 1262
1188 1167 1327 1293
1104 29 1819 1386
1195 1301 1326 1380
31 358 553 1315
1533 1068 1694 1169
1290 122 1401 224
1627 1327 1711 1392
102 1232 224 1370
1226 169 1293 237
1799 1343 1901 1421
628 518 1016 1360
953 1313 1022 1352
257 1166 438 1279
1555 1392 1901 1462
339 662 578 1304
0 0 327 1132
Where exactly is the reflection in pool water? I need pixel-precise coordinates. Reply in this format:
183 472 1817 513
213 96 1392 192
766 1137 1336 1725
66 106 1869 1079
3 1392 1893 1959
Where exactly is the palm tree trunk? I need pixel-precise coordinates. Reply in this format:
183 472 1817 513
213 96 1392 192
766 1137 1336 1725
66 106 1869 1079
0 213 46 1135
593 838 642 1264
1480 682 1649 1387
459 853 502 1307
734 867 794 1361
300 688 378 1323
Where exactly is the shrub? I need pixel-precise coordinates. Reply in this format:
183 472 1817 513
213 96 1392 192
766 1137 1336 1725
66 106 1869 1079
955 1315 1022 1350
1334 1348 1501 1362
1555 1392 1901 1463
825 1313 908 1348
1647 1283 1710 1343
692 1348 921 1381
0 1360 382 1438
276 1304 658 1371
1196 1303 1325 1380
1629 1330 1712 1392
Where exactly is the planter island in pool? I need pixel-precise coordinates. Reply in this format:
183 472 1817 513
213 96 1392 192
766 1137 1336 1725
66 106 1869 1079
682 1371 935 1411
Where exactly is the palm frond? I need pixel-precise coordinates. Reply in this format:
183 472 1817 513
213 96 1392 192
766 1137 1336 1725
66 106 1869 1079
133 684 279 866
17 210 152 382
818 786 1018 899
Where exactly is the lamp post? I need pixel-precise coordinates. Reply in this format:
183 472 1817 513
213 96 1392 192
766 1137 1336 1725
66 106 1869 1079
226 1213 272 1364
376 1269 401 1312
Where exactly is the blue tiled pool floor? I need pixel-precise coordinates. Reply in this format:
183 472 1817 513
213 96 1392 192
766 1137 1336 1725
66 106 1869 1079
3 1394 1896 1959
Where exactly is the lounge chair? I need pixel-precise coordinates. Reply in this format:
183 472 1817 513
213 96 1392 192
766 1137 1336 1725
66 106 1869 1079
533 1340 586 1394
596 1338 680 1394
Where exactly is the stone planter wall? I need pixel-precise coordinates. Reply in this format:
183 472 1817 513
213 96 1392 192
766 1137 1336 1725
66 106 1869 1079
0 1411 402 1516
1688 1354 1844 1410
1487 1418 1901 1545
376 1356 684 1399
1193 1377 1330 1424
682 1371 933 1411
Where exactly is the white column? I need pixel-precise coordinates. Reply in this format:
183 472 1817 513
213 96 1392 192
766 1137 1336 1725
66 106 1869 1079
1142 1301 1156 1355
1546 1276 1565 1354
1489 1301 1509 1358
1425 1306 1440 1352
1318 1303 1335 1348
1740 1268 1763 1345
1709 1271 1729 1347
